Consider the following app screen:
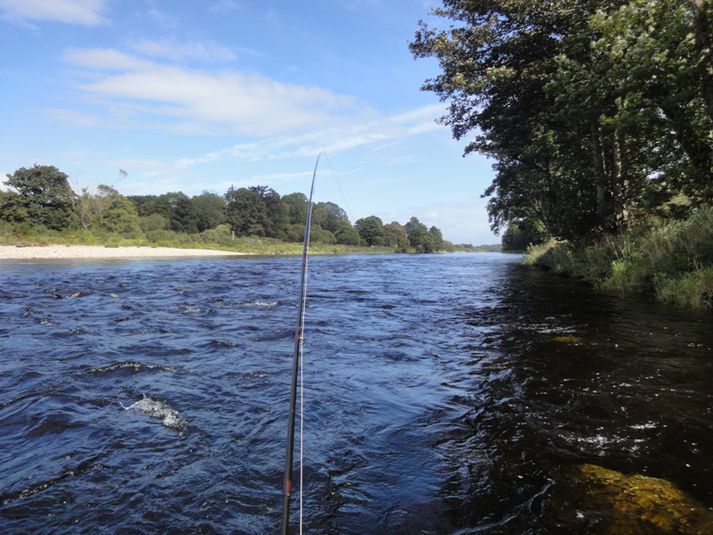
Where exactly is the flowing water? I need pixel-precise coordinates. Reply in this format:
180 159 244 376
1 253 712 533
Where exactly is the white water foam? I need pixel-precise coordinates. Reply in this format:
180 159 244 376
245 301 278 309
124 396 184 430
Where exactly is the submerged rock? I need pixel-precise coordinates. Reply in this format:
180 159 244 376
551 464 713 534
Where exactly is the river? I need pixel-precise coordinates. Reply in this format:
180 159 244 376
1 253 712 533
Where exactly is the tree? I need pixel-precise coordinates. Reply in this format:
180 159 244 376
405 216 434 252
253 186 288 239
191 191 226 232
4 165 76 229
355 215 385 246
428 226 445 251
313 202 350 234
92 185 142 237
383 221 410 252
502 218 548 251
411 0 713 242
335 226 362 246
168 192 198 233
282 193 308 225
224 186 267 236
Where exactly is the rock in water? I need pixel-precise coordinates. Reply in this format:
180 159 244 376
552 464 713 534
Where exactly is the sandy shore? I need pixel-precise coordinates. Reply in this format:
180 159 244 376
0 245 247 260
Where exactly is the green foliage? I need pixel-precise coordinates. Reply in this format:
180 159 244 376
139 213 169 233
282 193 308 225
655 268 713 310
128 192 197 233
335 226 362 246
312 202 350 234
428 226 444 251
309 225 337 244
2 163 459 255
411 0 713 241
502 218 548 251
355 215 385 246
285 223 306 243
383 221 410 252
224 186 268 236
224 185 287 239
91 185 142 237
4 165 76 230
525 207 713 309
405 216 443 252
191 191 226 232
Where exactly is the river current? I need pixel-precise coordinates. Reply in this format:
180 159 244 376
1 253 712 533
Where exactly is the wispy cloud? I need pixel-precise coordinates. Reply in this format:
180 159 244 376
210 0 242 14
0 0 108 26
130 38 237 63
42 107 100 127
175 103 446 167
62 46 372 136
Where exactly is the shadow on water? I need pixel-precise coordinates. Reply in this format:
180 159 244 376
0 254 712 533
427 264 713 534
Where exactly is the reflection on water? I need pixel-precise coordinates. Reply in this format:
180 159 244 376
0 254 711 533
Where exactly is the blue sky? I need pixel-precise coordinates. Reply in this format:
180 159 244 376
0 0 498 244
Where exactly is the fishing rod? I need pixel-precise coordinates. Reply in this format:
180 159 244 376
281 152 323 534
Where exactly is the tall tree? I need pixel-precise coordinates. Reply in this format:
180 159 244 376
4 165 76 230
313 202 351 234
355 215 385 246
405 216 434 252
91 185 143 237
191 191 226 232
383 221 410 251
224 186 267 236
411 0 713 240
282 193 308 225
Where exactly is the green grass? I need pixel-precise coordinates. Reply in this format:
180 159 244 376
524 207 713 310
0 222 396 256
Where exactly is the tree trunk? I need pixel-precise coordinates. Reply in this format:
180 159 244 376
658 98 713 188
591 125 608 219
689 0 713 123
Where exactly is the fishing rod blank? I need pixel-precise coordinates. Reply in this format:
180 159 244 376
281 152 322 534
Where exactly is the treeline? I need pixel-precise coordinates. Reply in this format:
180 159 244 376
411 0 713 248
0 164 456 252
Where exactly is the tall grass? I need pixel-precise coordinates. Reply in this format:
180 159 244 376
524 207 713 310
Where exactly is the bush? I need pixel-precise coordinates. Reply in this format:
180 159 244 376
525 206 713 309
655 268 713 309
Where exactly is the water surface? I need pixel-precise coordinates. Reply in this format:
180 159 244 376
1 253 712 533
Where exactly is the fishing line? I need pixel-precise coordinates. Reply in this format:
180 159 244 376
323 152 354 221
282 151 355 533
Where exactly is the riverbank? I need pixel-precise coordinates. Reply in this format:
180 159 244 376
0 245 248 260
524 206 713 310
0 227 395 256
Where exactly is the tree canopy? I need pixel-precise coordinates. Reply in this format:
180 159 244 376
1 164 453 253
4 165 76 230
411 0 713 243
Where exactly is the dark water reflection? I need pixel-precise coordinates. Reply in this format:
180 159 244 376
0 253 711 533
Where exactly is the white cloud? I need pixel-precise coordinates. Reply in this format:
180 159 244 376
0 0 107 26
130 38 237 63
64 47 150 70
63 47 371 136
175 103 446 166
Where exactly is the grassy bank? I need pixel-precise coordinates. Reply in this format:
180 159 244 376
0 223 394 256
524 207 713 310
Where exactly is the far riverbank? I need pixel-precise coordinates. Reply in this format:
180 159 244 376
0 245 247 260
